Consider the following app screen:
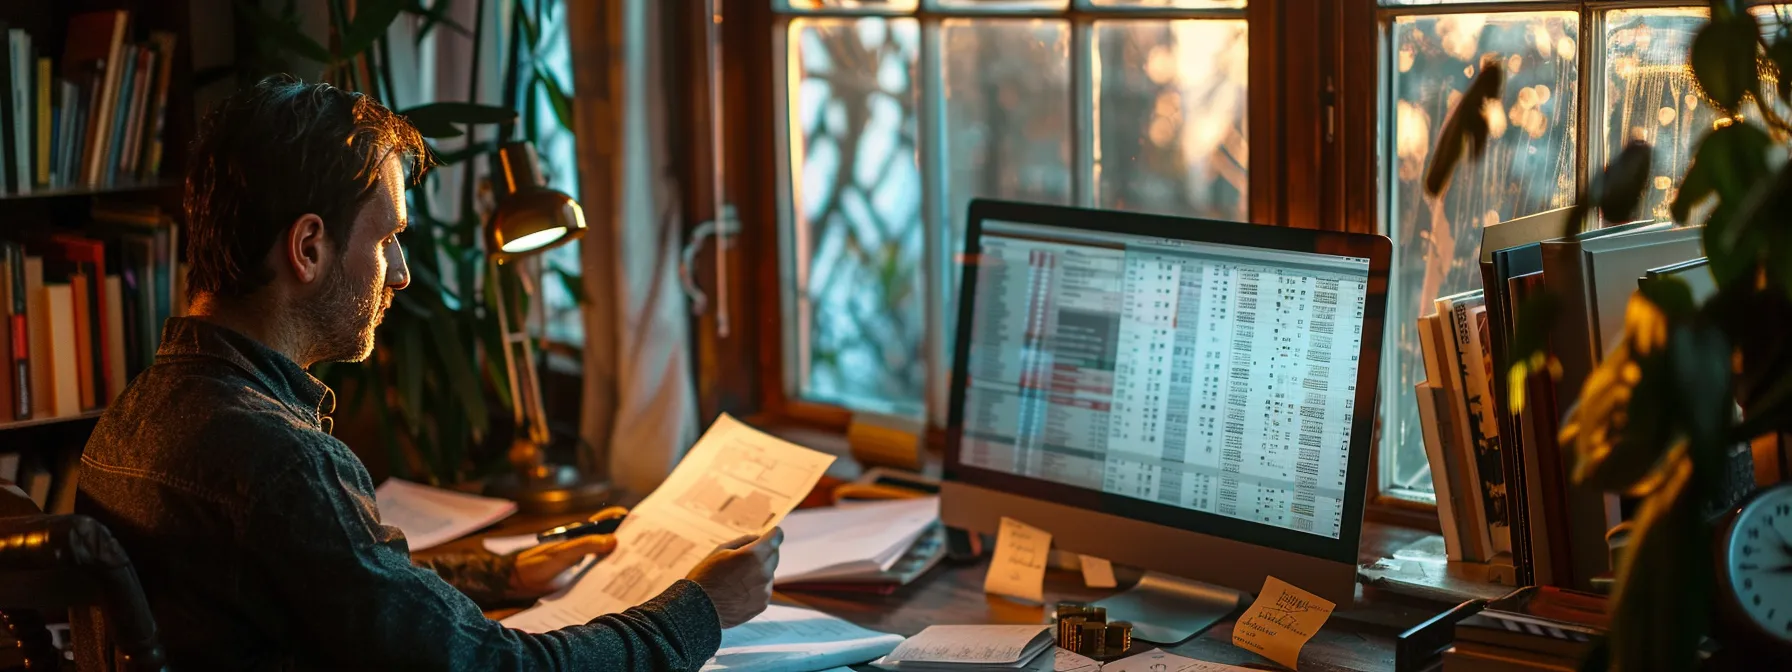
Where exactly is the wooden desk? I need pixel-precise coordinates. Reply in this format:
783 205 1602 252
425 511 1452 671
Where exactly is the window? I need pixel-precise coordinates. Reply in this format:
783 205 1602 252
1374 1 1782 503
771 0 1254 423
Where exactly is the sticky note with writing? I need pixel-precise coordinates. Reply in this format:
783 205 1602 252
983 516 1050 603
1078 554 1117 588
1230 575 1337 669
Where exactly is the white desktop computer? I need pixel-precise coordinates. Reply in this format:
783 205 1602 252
940 199 1391 643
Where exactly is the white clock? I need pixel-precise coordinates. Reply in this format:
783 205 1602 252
1718 482 1792 659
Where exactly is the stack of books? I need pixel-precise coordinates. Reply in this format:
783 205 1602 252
1415 207 1708 590
1443 586 1609 671
774 496 945 595
0 204 184 512
0 10 178 195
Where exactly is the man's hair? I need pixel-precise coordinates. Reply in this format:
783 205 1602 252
184 74 430 300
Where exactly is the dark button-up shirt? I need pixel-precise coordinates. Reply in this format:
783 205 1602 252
76 318 722 670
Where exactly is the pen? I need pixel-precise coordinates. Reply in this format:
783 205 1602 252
535 515 627 544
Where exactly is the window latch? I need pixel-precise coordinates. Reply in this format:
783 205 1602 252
679 204 740 324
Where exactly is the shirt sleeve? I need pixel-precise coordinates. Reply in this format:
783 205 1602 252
243 442 723 670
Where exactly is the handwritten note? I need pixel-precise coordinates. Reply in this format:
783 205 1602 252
1078 554 1117 589
984 516 1051 603
1103 648 1258 672
1230 576 1337 669
1052 648 1100 672
883 624 1051 664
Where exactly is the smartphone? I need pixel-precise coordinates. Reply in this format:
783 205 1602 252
535 515 627 543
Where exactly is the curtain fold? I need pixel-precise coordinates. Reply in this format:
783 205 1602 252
567 0 697 496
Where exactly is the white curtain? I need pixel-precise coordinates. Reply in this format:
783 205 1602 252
567 0 696 495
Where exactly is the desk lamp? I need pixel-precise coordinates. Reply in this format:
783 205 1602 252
480 141 610 514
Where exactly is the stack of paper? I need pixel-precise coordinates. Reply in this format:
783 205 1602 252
776 497 940 586
374 479 517 551
871 625 1055 671
700 604 903 672
502 414 836 633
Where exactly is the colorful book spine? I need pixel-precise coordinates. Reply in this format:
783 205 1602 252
34 57 49 187
7 243 28 420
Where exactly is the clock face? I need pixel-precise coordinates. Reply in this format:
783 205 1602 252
1726 485 1792 646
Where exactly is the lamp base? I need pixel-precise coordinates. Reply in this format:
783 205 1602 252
485 465 613 515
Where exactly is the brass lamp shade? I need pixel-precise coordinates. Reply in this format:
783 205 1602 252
486 141 587 261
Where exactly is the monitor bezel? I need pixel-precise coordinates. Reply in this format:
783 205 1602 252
944 199 1393 565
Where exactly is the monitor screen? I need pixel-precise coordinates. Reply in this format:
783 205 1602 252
957 220 1373 540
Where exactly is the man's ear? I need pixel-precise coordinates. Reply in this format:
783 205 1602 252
284 213 331 285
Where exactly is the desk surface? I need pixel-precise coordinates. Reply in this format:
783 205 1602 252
426 508 1449 671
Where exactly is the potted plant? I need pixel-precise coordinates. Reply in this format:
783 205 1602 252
1427 1 1792 668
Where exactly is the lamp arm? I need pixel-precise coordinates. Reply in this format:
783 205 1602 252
491 260 551 447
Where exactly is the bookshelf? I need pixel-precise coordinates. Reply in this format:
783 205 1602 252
0 0 206 515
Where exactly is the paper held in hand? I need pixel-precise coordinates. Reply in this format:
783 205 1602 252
983 517 1050 604
1229 575 1337 669
501 414 836 633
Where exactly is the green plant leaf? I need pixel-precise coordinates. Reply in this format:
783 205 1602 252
433 140 500 166
1606 452 1709 672
1592 141 1653 224
427 303 491 443
1772 35 1792 103
407 0 473 44
1566 296 1676 491
1637 275 1698 322
236 0 335 65
1668 322 1732 452
1424 60 1503 197
340 0 406 60
1689 10 1761 112
534 69 574 132
550 265 587 305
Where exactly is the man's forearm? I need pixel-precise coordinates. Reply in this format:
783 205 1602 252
416 550 519 607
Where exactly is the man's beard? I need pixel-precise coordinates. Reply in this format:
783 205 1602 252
303 260 393 364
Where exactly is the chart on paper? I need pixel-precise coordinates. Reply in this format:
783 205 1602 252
502 414 836 634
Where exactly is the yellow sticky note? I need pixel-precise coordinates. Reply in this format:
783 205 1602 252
1230 575 1337 669
983 516 1050 603
1078 554 1117 588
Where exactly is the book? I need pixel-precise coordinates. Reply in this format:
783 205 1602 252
142 32 177 179
121 46 153 177
1442 644 1578 672
0 24 21 195
7 29 31 195
104 275 125 402
1415 381 1463 561
56 79 77 186
0 252 12 423
1436 291 1501 559
35 57 49 187
1454 586 1607 661
23 256 50 419
1422 311 1490 563
22 459 51 510
70 273 94 410
104 45 137 186
0 452 18 483
47 452 79 515
63 11 129 186
42 283 81 417
43 235 110 404
4 243 28 419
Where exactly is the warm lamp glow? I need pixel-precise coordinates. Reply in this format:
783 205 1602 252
501 227 568 254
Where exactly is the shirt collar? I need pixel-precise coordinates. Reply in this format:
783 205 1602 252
157 317 337 423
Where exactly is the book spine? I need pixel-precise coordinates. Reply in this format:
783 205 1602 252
44 283 80 417
1415 380 1462 561
122 46 150 176
1453 298 1511 555
10 31 31 196
144 34 175 178
104 49 135 186
8 244 27 420
1436 295 1495 561
86 14 126 187
70 273 93 410
0 28 21 195
34 57 48 187
23 257 49 420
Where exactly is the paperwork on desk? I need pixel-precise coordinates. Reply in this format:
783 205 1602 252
1102 649 1257 672
700 603 903 672
984 517 1051 603
482 532 540 556
502 414 835 633
871 624 1055 671
1230 575 1336 670
373 479 517 551
775 496 939 584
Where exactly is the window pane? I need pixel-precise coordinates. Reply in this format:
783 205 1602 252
786 18 926 415
1380 1 1555 6
1601 8 1716 224
1093 20 1248 220
783 0 920 10
938 19 1073 421
1384 12 1579 497
934 0 1070 9
1087 0 1247 8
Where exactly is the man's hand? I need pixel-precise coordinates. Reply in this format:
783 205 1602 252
685 527 783 628
508 506 628 597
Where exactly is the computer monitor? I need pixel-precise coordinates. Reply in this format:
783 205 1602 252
940 200 1390 636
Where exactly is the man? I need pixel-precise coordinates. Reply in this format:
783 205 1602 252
76 75 779 669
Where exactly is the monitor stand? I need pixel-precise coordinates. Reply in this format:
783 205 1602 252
1091 571 1248 644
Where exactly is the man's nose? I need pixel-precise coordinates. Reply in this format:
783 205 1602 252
388 242 411 291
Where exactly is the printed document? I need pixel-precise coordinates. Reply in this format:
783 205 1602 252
502 414 835 632
701 603 903 672
374 479 516 551
776 497 940 584
1103 649 1257 672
